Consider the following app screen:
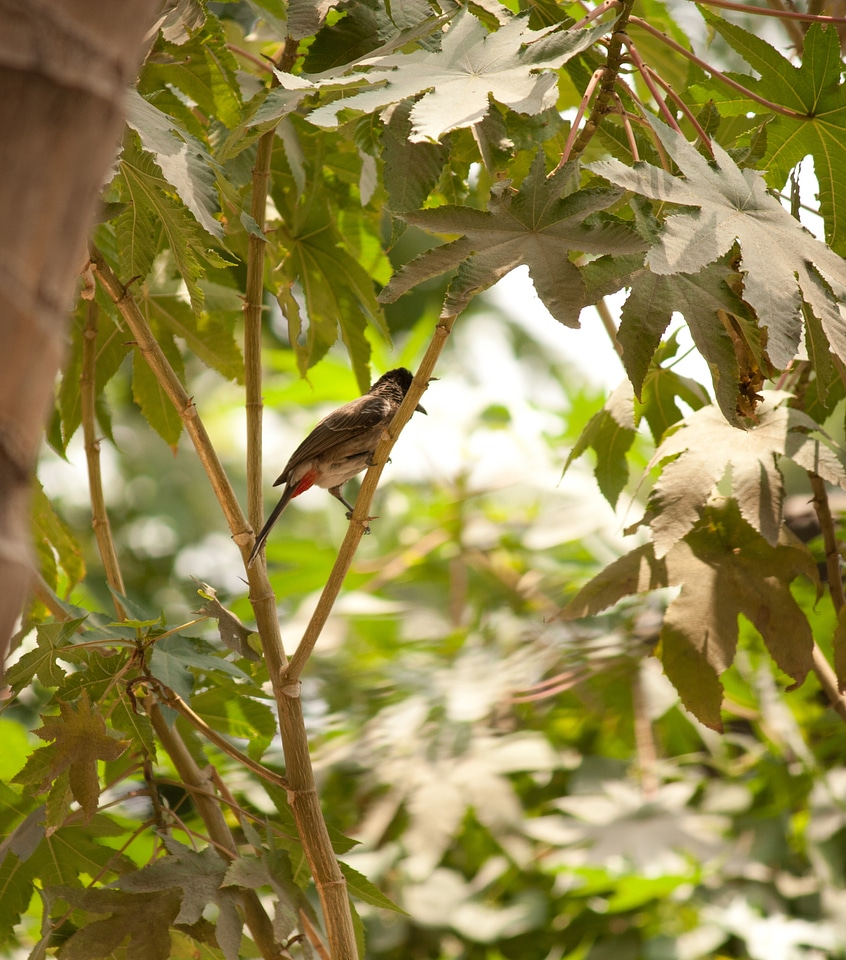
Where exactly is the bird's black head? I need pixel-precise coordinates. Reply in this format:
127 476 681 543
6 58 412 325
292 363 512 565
373 367 426 413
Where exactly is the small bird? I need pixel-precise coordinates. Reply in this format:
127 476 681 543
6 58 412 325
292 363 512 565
248 367 426 565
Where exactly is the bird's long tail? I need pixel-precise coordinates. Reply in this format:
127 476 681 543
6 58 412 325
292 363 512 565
247 485 297 566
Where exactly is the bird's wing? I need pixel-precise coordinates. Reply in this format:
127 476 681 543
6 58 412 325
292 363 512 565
275 394 392 484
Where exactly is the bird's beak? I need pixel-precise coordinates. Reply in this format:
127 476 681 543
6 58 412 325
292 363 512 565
415 402 427 415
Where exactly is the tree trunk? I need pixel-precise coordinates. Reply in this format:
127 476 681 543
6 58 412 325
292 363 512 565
0 0 159 666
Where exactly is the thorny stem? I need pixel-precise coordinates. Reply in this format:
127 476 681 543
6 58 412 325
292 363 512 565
629 17 809 121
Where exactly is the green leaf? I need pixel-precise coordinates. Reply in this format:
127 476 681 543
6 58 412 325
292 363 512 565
381 153 645 323
118 135 221 313
563 381 636 508
56 302 130 449
142 21 243 130
589 119 846 371
277 184 390 389
382 99 449 212
307 9 610 142
5 620 85 690
340 860 407 913
54 887 180 960
20 693 129 823
559 501 817 729
700 12 846 256
149 635 251 705
635 332 710 443
190 687 275 760
116 837 242 960
149 296 244 383
617 261 746 423
125 90 223 240
132 341 184 449
30 482 86 594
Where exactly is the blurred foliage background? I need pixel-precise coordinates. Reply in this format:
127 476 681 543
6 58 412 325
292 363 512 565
5 0 846 958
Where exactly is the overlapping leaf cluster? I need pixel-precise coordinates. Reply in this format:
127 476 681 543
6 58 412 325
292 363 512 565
10 0 846 957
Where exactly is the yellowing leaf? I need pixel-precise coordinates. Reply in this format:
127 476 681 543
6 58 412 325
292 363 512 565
559 501 817 730
645 393 846 557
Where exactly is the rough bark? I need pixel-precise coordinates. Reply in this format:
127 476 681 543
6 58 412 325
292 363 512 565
0 0 159 665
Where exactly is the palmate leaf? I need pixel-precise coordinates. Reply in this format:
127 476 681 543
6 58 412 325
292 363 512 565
53 887 180 960
14 693 129 824
645 392 846 557
125 90 223 240
558 500 817 730
117 135 231 313
304 8 611 142
380 152 646 322
589 119 846 371
276 186 390 391
116 838 242 960
563 380 636 508
149 296 244 383
616 260 748 423
699 12 846 257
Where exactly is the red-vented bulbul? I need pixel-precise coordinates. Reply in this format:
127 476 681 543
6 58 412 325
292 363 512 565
248 367 425 565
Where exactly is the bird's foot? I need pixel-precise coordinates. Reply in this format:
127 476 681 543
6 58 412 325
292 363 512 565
346 512 378 534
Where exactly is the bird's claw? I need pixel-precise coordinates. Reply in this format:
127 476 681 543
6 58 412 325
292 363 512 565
347 512 377 534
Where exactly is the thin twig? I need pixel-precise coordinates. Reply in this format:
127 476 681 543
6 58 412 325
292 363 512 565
158 686 289 790
285 312 457 682
629 17 809 121
631 664 659 800
635 56 714 154
810 643 846 723
621 38 682 133
697 0 846 24
80 301 127 620
89 247 250 542
572 0 622 30
595 297 624 358
809 472 845 613
612 93 640 160
559 68 606 168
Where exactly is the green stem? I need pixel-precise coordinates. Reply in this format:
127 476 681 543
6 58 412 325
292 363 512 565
629 17 809 121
